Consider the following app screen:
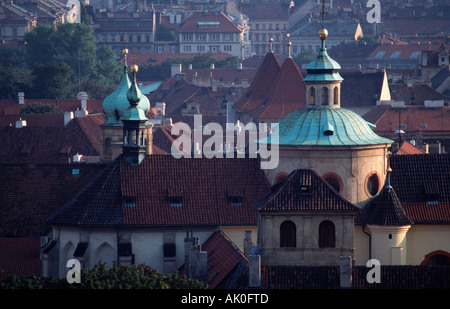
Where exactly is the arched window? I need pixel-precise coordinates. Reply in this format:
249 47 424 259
421 250 450 266
274 172 288 184
322 87 329 105
309 87 315 105
280 220 296 248
319 220 335 248
333 87 339 105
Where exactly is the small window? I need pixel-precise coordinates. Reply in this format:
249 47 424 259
163 243 176 258
319 220 335 248
333 87 339 105
169 197 182 207
123 197 136 207
309 87 315 105
229 196 243 206
366 173 380 197
280 220 296 248
72 169 80 176
322 87 329 105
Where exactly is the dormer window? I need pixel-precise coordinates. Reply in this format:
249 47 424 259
123 197 136 207
228 196 243 206
169 197 182 207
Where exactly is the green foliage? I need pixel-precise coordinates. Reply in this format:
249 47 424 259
139 54 238 81
20 102 63 114
0 23 122 100
0 261 206 289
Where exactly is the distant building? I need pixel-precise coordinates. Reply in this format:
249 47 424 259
177 10 245 59
93 8 158 56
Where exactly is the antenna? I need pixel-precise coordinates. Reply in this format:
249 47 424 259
321 0 325 29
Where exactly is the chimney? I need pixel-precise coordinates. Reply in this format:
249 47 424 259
339 256 353 289
184 233 207 283
243 230 252 258
15 118 26 128
18 92 25 105
237 62 242 71
188 64 193 70
248 255 261 288
156 102 166 117
171 63 182 77
64 111 74 126
77 91 88 111
73 153 83 163
210 63 215 69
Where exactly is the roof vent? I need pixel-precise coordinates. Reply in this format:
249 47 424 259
323 122 334 136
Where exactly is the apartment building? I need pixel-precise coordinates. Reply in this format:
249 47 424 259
177 10 245 59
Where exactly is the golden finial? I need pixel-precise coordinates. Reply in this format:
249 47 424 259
269 37 273 52
130 64 139 74
319 28 328 40
123 48 129 55
286 34 292 58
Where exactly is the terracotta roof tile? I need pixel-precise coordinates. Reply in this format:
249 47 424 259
45 155 271 227
249 57 306 121
0 163 105 237
233 52 281 113
178 11 242 33
255 169 359 212
0 238 41 279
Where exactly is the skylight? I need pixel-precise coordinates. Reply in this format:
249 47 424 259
197 21 220 29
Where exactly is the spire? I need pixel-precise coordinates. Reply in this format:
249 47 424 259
286 34 292 58
121 64 150 165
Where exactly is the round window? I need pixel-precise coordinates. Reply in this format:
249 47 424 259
366 173 380 196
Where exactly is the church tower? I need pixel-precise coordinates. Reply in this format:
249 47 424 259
121 64 153 165
261 28 393 207
101 49 151 162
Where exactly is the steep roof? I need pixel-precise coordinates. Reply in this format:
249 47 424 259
0 238 41 279
249 57 306 121
45 155 271 227
360 185 413 226
179 230 248 289
254 169 359 212
233 52 281 113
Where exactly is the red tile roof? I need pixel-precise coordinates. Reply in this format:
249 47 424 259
394 140 425 155
179 230 248 289
255 169 359 212
45 155 271 227
0 116 103 163
0 99 103 115
177 11 242 33
249 57 306 121
128 52 234 67
0 238 41 279
0 114 65 127
368 44 438 59
0 163 106 237
233 52 281 113
363 105 450 135
233 265 450 289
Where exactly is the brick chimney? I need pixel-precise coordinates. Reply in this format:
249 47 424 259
184 233 207 284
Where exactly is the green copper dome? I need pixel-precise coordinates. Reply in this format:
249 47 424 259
266 107 393 146
102 53 150 125
303 32 343 82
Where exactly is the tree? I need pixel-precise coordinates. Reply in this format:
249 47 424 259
0 262 207 289
23 23 121 99
156 25 175 41
30 62 73 100
20 102 63 114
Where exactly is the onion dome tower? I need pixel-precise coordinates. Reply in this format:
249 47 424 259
121 64 152 165
101 49 151 162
